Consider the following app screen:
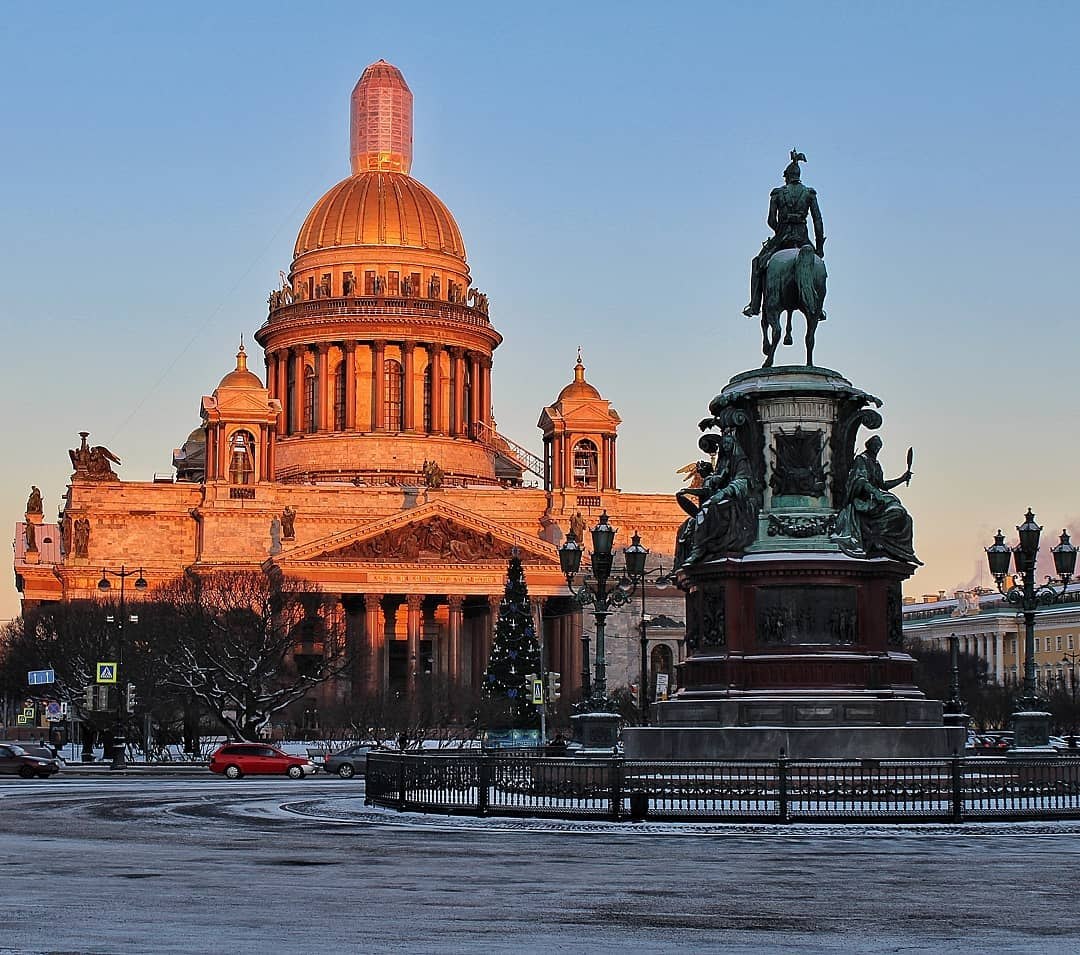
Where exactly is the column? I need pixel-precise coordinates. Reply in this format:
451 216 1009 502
315 343 330 432
402 340 416 432
371 340 386 431
265 356 276 410
341 596 364 699
289 347 304 434
480 357 491 430
406 594 423 696
344 341 357 431
449 347 464 436
275 351 288 435
429 344 444 434
448 595 464 685
994 632 1004 683
467 352 479 437
364 594 386 695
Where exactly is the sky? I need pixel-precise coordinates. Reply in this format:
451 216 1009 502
2 1 1078 620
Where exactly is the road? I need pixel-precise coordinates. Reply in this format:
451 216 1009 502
2 774 1079 954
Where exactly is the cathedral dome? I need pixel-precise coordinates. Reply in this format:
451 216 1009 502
217 345 263 390
557 355 602 402
294 172 466 259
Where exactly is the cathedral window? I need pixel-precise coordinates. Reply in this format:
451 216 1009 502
228 430 256 485
333 362 346 431
384 359 404 431
422 365 433 432
573 439 599 488
364 270 376 295
304 365 316 433
409 272 421 298
388 270 400 296
286 360 296 435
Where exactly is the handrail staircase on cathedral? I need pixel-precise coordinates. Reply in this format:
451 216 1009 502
473 421 545 484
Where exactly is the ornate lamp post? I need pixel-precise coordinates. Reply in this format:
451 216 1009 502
985 510 1076 751
558 512 646 710
98 565 147 769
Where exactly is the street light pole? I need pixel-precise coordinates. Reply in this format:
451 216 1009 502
985 511 1076 750
558 514 648 709
98 565 147 769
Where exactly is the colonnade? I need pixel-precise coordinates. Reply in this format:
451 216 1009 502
264 340 492 438
934 631 1007 683
335 593 584 698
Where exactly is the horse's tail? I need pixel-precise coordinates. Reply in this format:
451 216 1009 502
795 246 818 315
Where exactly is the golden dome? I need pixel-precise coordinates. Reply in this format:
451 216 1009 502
557 354 602 401
217 345 263 390
294 172 466 259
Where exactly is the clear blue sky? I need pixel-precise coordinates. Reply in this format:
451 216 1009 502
2 1 1078 619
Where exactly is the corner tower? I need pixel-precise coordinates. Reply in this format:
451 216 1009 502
255 60 509 486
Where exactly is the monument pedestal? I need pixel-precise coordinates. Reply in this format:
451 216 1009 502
623 365 964 760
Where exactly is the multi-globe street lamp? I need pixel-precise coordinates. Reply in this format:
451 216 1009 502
97 565 147 769
985 510 1076 749
558 512 648 708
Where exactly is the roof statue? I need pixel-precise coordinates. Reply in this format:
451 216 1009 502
69 432 121 482
742 149 828 367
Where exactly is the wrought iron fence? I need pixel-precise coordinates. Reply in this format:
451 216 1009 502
365 751 1080 823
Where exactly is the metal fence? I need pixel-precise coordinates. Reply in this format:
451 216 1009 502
365 751 1080 823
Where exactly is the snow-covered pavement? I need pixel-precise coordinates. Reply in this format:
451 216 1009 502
2 775 1079 954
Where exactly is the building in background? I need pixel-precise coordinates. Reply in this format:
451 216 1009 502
13 61 686 712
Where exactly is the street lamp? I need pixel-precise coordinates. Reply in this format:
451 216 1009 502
985 510 1076 750
98 565 147 769
558 512 644 708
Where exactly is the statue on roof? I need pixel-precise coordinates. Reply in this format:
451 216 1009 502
25 486 42 516
742 150 829 367
69 433 121 481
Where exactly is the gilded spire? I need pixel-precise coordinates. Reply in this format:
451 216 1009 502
236 342 248 373
350 59 413 175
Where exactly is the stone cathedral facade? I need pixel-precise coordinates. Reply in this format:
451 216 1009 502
13 61 686 710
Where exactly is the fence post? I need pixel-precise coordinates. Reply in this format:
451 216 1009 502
477 751 490 816
778 748 789 823
951 751 963 824
610 755 623 821
397 753 407 812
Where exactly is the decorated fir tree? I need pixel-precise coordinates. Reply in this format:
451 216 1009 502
482 551 542 727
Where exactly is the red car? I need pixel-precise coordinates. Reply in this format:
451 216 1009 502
209 743 317 779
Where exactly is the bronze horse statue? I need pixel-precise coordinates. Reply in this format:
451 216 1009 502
759 246 827 367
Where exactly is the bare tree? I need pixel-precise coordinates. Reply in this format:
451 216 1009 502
152 570 348 741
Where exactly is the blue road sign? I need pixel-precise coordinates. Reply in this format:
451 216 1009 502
27 669 55 686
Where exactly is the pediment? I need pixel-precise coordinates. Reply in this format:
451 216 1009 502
277 500 558 566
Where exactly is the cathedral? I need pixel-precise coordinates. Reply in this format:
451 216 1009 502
13 61 686 706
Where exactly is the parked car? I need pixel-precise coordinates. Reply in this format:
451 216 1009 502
209 743 317 779
323 744 371 779
0 743 61 779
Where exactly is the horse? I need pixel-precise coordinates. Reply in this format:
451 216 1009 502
759 246 827 367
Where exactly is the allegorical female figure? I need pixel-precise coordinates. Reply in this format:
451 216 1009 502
832 435 921 565
676 433 759 567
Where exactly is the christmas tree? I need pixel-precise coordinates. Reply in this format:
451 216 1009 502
482 551 542 727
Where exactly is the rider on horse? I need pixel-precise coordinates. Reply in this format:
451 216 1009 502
742 149 826 318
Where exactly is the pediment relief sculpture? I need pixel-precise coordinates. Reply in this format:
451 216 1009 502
315 516 526 563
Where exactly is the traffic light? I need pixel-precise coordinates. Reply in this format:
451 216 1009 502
547 671 562 701
84 685 95 710
96 686 110 710
125 683 137 712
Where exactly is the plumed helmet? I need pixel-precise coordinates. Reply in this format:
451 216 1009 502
784 148 807 181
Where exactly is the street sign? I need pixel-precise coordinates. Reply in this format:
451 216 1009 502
17 705 35 725
655 672 670 701
96 662 117 684
27 669 55 686
531 677 545 706
46 701 62 721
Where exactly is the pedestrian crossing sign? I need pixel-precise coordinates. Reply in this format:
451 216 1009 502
96 662 117 684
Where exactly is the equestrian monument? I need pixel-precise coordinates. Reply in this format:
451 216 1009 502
623 151 963 759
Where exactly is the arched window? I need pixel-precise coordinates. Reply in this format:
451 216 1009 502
422 365 433 433
333 362 346 431
463 365 473 436
303 365 316 433
573 439 599 488
228 430 256 484
384 359 403 431
286 360 296 435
